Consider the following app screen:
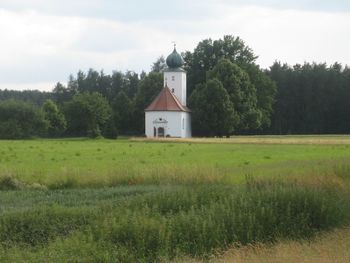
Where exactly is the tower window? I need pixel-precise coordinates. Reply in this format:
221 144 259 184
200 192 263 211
172 76 175 81
171 88 174 93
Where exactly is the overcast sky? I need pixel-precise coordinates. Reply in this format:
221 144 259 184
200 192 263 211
0 0 350 91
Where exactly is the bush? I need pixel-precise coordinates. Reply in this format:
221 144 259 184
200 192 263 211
102 119 118 139
63 92 111 137
87 126 102 139
0 100 48 139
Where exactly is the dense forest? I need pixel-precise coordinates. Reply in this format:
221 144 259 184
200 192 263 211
0 35 349 139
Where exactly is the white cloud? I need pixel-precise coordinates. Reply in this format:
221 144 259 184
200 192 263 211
0 3 349 91
225 6 350 68
140 5 350 68
0 82 58 91
0 9 81 59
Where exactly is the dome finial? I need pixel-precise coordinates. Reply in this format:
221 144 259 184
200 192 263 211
166 43 184 69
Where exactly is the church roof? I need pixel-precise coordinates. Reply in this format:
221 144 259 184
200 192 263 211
145 87 190 112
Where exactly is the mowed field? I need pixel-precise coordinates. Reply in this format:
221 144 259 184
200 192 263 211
1 136 350 262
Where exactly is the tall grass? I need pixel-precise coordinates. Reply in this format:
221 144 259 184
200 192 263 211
0 179 349 262
94 182 350 261
0 206 94 247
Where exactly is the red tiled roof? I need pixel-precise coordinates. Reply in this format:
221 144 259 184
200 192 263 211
145 87 190 112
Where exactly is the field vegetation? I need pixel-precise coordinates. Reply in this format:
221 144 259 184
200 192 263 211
0 137 350 262
217 227 350 263
1 136 350 189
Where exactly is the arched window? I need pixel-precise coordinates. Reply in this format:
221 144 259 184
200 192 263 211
153 127 156 137
182 118 185 129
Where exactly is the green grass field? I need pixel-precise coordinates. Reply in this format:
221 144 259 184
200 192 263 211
1 137 350 188
1 137 350 262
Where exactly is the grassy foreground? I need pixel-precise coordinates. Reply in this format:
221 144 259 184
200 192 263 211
1 181 350 262
0 137 350 262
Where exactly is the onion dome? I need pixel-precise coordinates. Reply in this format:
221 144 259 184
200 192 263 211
166 47 184 69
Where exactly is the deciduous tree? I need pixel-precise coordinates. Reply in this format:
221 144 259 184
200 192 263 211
0 100 48 139
63 92 112 138
42 99 67 137
208 59 262 131
189 79 237 136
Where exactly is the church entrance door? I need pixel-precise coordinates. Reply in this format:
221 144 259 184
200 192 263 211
158 127 165 137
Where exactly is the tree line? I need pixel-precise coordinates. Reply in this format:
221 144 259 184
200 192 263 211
0 35 349 139
267 62 350 134
0 70 162 139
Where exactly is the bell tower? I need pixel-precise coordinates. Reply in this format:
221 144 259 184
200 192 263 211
163 45 187 106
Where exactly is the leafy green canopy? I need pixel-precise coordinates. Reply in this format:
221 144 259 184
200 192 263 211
208 59 262 130
0 100 48 139
63 92 112 138
189 79 237 136
185 36 276 135
111 91 132 135
184 35 257 94
42 99 67 137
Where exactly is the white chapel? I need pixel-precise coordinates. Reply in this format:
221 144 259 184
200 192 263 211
145 46 192 138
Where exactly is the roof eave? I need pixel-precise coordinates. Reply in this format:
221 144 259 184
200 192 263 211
145 109 191 112
164 67 186 72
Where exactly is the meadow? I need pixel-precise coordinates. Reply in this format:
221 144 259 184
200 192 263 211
0 136 350 262
1 136 350 188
